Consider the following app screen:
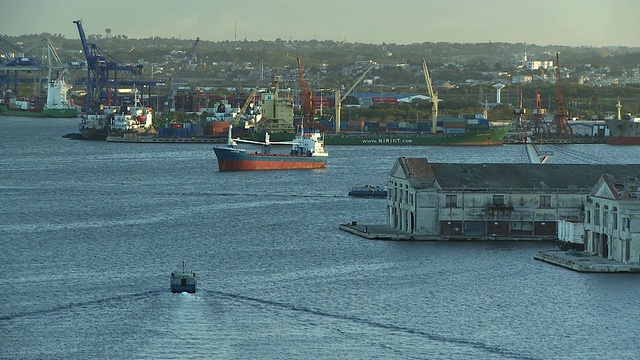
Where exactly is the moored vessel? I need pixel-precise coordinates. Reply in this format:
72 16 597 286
324 126 509 146
79 112 111 140
606 117 640 145
0 70 78 118
213 124 328 171
348 185 387 198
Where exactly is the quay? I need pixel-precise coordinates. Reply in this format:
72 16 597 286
106 135 226 143
339 222 553 241
534 250 640 273
502 137 607 145
341 223 640 273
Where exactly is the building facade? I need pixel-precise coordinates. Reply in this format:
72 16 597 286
584 174 640 263
387 158 640 242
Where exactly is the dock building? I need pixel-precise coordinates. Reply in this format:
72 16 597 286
584 174 640 263
386 158 640 249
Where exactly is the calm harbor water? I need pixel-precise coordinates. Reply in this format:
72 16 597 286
1 116 640 359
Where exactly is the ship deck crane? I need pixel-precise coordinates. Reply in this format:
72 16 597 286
422 59 438 134
334 63 374 133
236 87 258 121
297 57 315 121
168 37 199 112
547 52 573 137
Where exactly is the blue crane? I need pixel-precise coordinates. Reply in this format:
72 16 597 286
73 20 154 113
0 36 39 93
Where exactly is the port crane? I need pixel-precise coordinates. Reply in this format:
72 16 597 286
297 57 315 121
1 37 86 95
547 52 573 137
168 37 200 112
334 63 374 133
528 90 549 134
422 59 438 134
0 36 38 93
73 20 154 113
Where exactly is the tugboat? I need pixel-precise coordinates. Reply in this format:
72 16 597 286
348 185 388 198
170 260 197 293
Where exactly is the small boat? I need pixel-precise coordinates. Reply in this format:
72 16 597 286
170 260 197 293
213 122 328 171
348 185 387 198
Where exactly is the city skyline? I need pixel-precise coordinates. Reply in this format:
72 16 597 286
2 0 640 47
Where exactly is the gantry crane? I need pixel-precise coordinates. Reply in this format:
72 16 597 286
74 20 151 113
547 52 573 137
422 59 438 134
297 57 315 121
334 63 374 133
168 37 200 112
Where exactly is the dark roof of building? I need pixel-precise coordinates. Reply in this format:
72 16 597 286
402 159 640 191
601 174 640 199
399 158 434 179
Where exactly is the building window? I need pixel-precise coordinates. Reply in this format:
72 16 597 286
612 207 618 230
445 195 457 208
603 205 609 228
586 210 591 224
594 203 600 226
493 195 504 206
540 195 551 208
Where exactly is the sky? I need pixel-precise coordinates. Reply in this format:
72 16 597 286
2 0 639 47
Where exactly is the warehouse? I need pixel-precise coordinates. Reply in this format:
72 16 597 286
386 158 640 243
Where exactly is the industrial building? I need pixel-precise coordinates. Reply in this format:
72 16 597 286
386 158 640 251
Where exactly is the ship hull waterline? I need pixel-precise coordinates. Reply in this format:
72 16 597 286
323 128 509 146
0 105 78 118
214 147 327 171
607 136 640 145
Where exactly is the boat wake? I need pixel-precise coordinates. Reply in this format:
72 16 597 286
206 289 540 360
0 290 161 322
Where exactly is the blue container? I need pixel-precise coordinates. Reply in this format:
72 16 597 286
158 127 171 138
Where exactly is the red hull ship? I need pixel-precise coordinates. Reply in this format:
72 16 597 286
213 125 328 171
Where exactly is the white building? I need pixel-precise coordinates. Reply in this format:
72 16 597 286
386 158 640 241
584 174 640 263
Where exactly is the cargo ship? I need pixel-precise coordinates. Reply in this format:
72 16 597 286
213 124 328 171
606 117 640 145
242 75 296 142
106 96 155 141
78 112 112 140
0 72 78 118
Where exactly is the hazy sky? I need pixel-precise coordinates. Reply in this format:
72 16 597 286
2 0 639 47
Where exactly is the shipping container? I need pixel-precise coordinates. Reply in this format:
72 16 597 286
444 128 466 134
444 122 466 128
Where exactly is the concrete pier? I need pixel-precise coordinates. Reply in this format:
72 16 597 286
339 222 556 241
534 250 640 273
